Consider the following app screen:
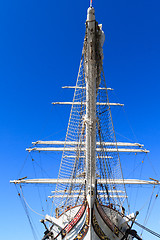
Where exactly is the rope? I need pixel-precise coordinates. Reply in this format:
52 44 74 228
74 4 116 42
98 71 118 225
16 152 30 179
112 90 138 143
15 185 40 240
19 185 45 217
138 190 156 212
103 70 130 213
140 187 159 237
135 221 160 238
142 186 155 227
147 154 160 179
32 156 44 213
133 154 146 212
145 192 159 224
122 211 160 239
39 152 50 214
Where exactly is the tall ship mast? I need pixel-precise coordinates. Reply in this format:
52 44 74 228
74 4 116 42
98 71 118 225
11 3 160 240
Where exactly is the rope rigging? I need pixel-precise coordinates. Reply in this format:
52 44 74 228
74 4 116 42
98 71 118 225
141 186 155 233
19 185 45 217
103 70 130 212
122 210 160 239
140 186 160 237
133 155 146 212
32 157 44 213
135 221 160 239
15 185 40 240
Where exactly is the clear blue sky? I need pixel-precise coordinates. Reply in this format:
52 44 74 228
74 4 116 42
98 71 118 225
1 0 160 239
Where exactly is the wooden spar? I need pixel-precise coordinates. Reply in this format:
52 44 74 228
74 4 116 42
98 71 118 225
60 156 113 159
32 140 144 147
62 86 113 90
26 147 149 153
51 190 125 193
52 102 124 106
10 178 160 185
48 195 127 198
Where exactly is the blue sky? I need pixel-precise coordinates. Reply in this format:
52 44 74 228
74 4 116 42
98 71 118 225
1 0 160 239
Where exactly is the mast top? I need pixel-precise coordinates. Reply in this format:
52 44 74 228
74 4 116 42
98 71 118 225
87 6 95 21
90 0 93 7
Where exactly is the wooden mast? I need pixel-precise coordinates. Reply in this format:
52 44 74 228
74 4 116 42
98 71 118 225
85 6 96 239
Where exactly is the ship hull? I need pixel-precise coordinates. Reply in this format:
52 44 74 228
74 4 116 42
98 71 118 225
51 199 133 240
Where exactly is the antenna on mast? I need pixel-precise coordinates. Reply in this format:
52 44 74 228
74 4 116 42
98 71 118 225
90 0 93 7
